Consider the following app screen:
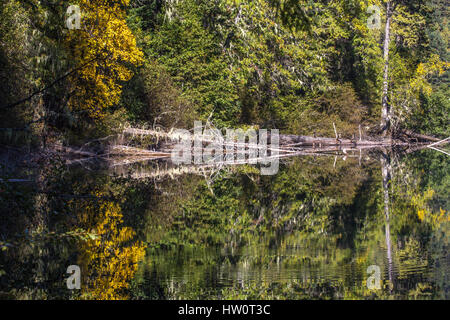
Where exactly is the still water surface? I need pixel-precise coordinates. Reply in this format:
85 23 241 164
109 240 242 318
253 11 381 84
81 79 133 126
0 148 448 299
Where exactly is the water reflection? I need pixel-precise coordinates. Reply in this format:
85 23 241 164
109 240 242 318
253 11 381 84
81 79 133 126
0 147 448 299
380 151 394 290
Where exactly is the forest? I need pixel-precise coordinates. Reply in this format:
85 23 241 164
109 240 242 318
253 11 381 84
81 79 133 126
0 0 449 301
0 0 448 147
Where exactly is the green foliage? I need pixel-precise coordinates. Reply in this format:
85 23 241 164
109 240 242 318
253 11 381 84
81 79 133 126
121 61 197 128
1 1 449 300
0 0 447 143
289 83 369 137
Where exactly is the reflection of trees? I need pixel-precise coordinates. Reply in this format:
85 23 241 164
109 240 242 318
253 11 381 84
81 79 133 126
75 197 146 300
135 156 379 299
386 150 449 299
0 157 77 299
380 150 394 289
0 171 147 300
133 151 448 299
1 148 447 300
367 148 450 298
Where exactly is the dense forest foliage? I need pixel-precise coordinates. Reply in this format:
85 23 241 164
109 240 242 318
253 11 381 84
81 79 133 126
0 0 448 301
0 0 448 147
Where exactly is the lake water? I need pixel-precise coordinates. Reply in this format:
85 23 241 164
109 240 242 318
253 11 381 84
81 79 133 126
0 147 448 299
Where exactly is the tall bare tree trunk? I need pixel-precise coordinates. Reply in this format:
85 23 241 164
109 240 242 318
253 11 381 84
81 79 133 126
381 2 393 137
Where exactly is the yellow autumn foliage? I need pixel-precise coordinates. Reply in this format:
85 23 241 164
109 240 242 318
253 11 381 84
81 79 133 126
66 0 143 119
76 195 146 300
412 189 449 227
409 54 449 96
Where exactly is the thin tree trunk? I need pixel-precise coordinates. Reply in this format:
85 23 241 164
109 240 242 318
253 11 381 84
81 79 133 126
381 2 393 136
381 151 394 291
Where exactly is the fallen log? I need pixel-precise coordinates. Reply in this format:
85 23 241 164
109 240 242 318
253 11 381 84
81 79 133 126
401 130 441 142
51 144 97 157
426 137 450 148
279 134 393 147
123 127 396 147
108 145 171 157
